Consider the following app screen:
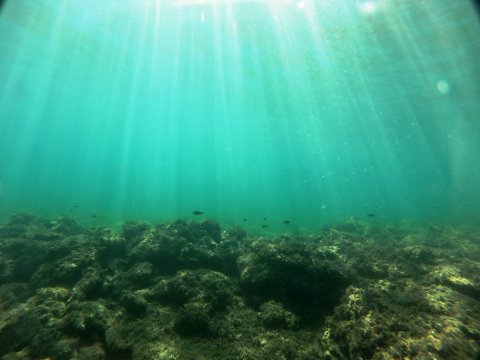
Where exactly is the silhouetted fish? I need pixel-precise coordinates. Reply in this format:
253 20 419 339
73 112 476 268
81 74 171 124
243 218 248 222
193 210 204 215
91 214 97 218
261 224 269 228
283 220 291 224
263 217 267 220
367 214 375 217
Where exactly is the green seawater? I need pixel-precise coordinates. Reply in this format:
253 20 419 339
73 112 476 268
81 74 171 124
0 0 479 233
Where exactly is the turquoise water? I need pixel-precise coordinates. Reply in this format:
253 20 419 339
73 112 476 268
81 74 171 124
0 0 479 233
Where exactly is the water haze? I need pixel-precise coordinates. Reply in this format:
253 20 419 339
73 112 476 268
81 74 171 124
1 0 480 233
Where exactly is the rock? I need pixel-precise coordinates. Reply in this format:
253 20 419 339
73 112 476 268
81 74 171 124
122 221 150 246
0 283 31 311
64 301 113 340
131 340 179 360
127 230 186 273
120 292 148 317
258 301 299 330
0 213 37 238
226 226 248 240
104 262 154 300
0 288 69 357
0 255 15 284
49 338 78 360
78 342 106 360
30 244 98 288
1 214 479 359
0 239 50 282
238 240 350 322
104 325 133 356
50 217 85 236
173 302 212 337
148 269 234 313
71 266 104 300
189 220 222 242
431 265 480 300
92 228 127 262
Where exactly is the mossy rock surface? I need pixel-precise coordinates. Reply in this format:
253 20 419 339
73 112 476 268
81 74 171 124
0 214 479 359
238 240 350 322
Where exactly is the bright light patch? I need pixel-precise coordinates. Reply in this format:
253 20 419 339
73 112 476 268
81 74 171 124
175 0 276 5
436 80 450 94
358 1 377 14
173 0 299 11
296 1 306 10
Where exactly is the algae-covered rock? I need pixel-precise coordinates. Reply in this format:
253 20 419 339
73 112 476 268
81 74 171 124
104 324 134 356
226 226 248 240
102 261 153 301
71 265 104 300
0 213 38 238
122 221 150 246
64 301 114 340
324 278 480 359
173 301 213 337
127 220 242 275
0 239 51 282
166 219 221 243
30 243 99 288
0 287 70 358
96 228 127 261
123 261 154 286
48 338 78 360
127 229 187 273
78 342 106 360
146 269 236 338
1 214 479 359
0 255 15 284
50 217 85 236
132 340 179 360
258 301 299 330
238 240 350 322
0 283 31 311
430 264 480 301
148 269 234 313
120 292 148 317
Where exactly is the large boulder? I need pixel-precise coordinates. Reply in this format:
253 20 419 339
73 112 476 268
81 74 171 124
238 240 350 323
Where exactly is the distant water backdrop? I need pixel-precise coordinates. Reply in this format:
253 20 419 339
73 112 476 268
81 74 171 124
1 0 479 232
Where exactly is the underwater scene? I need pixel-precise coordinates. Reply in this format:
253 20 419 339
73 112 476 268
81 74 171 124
0 0 480 359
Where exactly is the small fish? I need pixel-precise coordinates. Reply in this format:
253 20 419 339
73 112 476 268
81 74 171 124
243 218 248 222
261 224 269 228
263 217 267 220
283 220 291 224
193 210 204 215
91 214 97 218
367 213 375 217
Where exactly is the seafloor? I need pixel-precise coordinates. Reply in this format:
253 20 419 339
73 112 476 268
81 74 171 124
0 214 479 360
